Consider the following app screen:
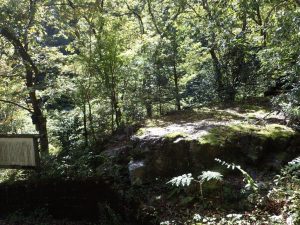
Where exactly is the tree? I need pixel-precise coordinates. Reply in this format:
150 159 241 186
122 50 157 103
0 0 49 154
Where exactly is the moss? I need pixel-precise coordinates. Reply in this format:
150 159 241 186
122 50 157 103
198 123 295 146
136 128 147 136
238 104 268 112
198 130 223 146
257 124 295 139
145 119 167 127
164 132 188 139
137 105 294 145
141 102 274 129
198 126 236 146
228 123 257 133
245 109 268 119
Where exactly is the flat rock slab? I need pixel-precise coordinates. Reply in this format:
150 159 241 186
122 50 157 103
134 107 289 142
127 107 299 184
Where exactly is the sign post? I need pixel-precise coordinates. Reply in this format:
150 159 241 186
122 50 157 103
0 134 40 169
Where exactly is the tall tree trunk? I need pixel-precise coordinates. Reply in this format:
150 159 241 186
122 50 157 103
200 0 224 101
145 102 153 118
26 67 49 155
209 48 223 100
111 92 121 128
110 71 121 128
172 33 181 111
0 27 49 154
173 63 181 111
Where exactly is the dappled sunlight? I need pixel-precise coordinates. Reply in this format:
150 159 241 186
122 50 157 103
135 106 293 145
0 0 299 224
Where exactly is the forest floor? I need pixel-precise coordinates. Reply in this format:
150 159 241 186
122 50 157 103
1 102 299 225
121 103 299 224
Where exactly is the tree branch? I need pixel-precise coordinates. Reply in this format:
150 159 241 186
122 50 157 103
146 0 162 36
125 2 145 34
0 99 33 113
264 0 289 25
24 0 37 50
67 0 97 35
0 27 39 77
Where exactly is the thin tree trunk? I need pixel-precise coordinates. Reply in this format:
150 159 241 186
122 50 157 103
173 62 181 111
111 92 121 128
158 85 162 115
87 97 97 142
83 101 88 147
110 70 121 128
111 100 115 133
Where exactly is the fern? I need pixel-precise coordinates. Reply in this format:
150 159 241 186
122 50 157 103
198 171 223 183
167 173 194 187
215 158 258 192
167 171 223 199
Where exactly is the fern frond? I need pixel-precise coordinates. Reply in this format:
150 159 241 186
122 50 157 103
198 171 223 183
167 173 194 187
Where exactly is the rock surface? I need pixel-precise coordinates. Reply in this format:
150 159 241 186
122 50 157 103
128 107 300 184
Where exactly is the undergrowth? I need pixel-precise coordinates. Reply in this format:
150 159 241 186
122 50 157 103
163 156 300 225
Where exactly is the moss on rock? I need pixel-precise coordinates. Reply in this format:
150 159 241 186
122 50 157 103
136 128 147 136
198 123 295 146
164 132 188 140
257 124 295 139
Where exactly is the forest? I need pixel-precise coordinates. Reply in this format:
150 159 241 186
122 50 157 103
0 0 300 224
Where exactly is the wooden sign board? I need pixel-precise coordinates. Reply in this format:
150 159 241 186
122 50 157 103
0 135 39 169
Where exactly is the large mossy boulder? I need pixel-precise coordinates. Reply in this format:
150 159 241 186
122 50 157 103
130 121 299 184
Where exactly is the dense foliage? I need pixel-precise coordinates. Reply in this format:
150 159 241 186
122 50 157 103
0 1 299 224
0 0 299 153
